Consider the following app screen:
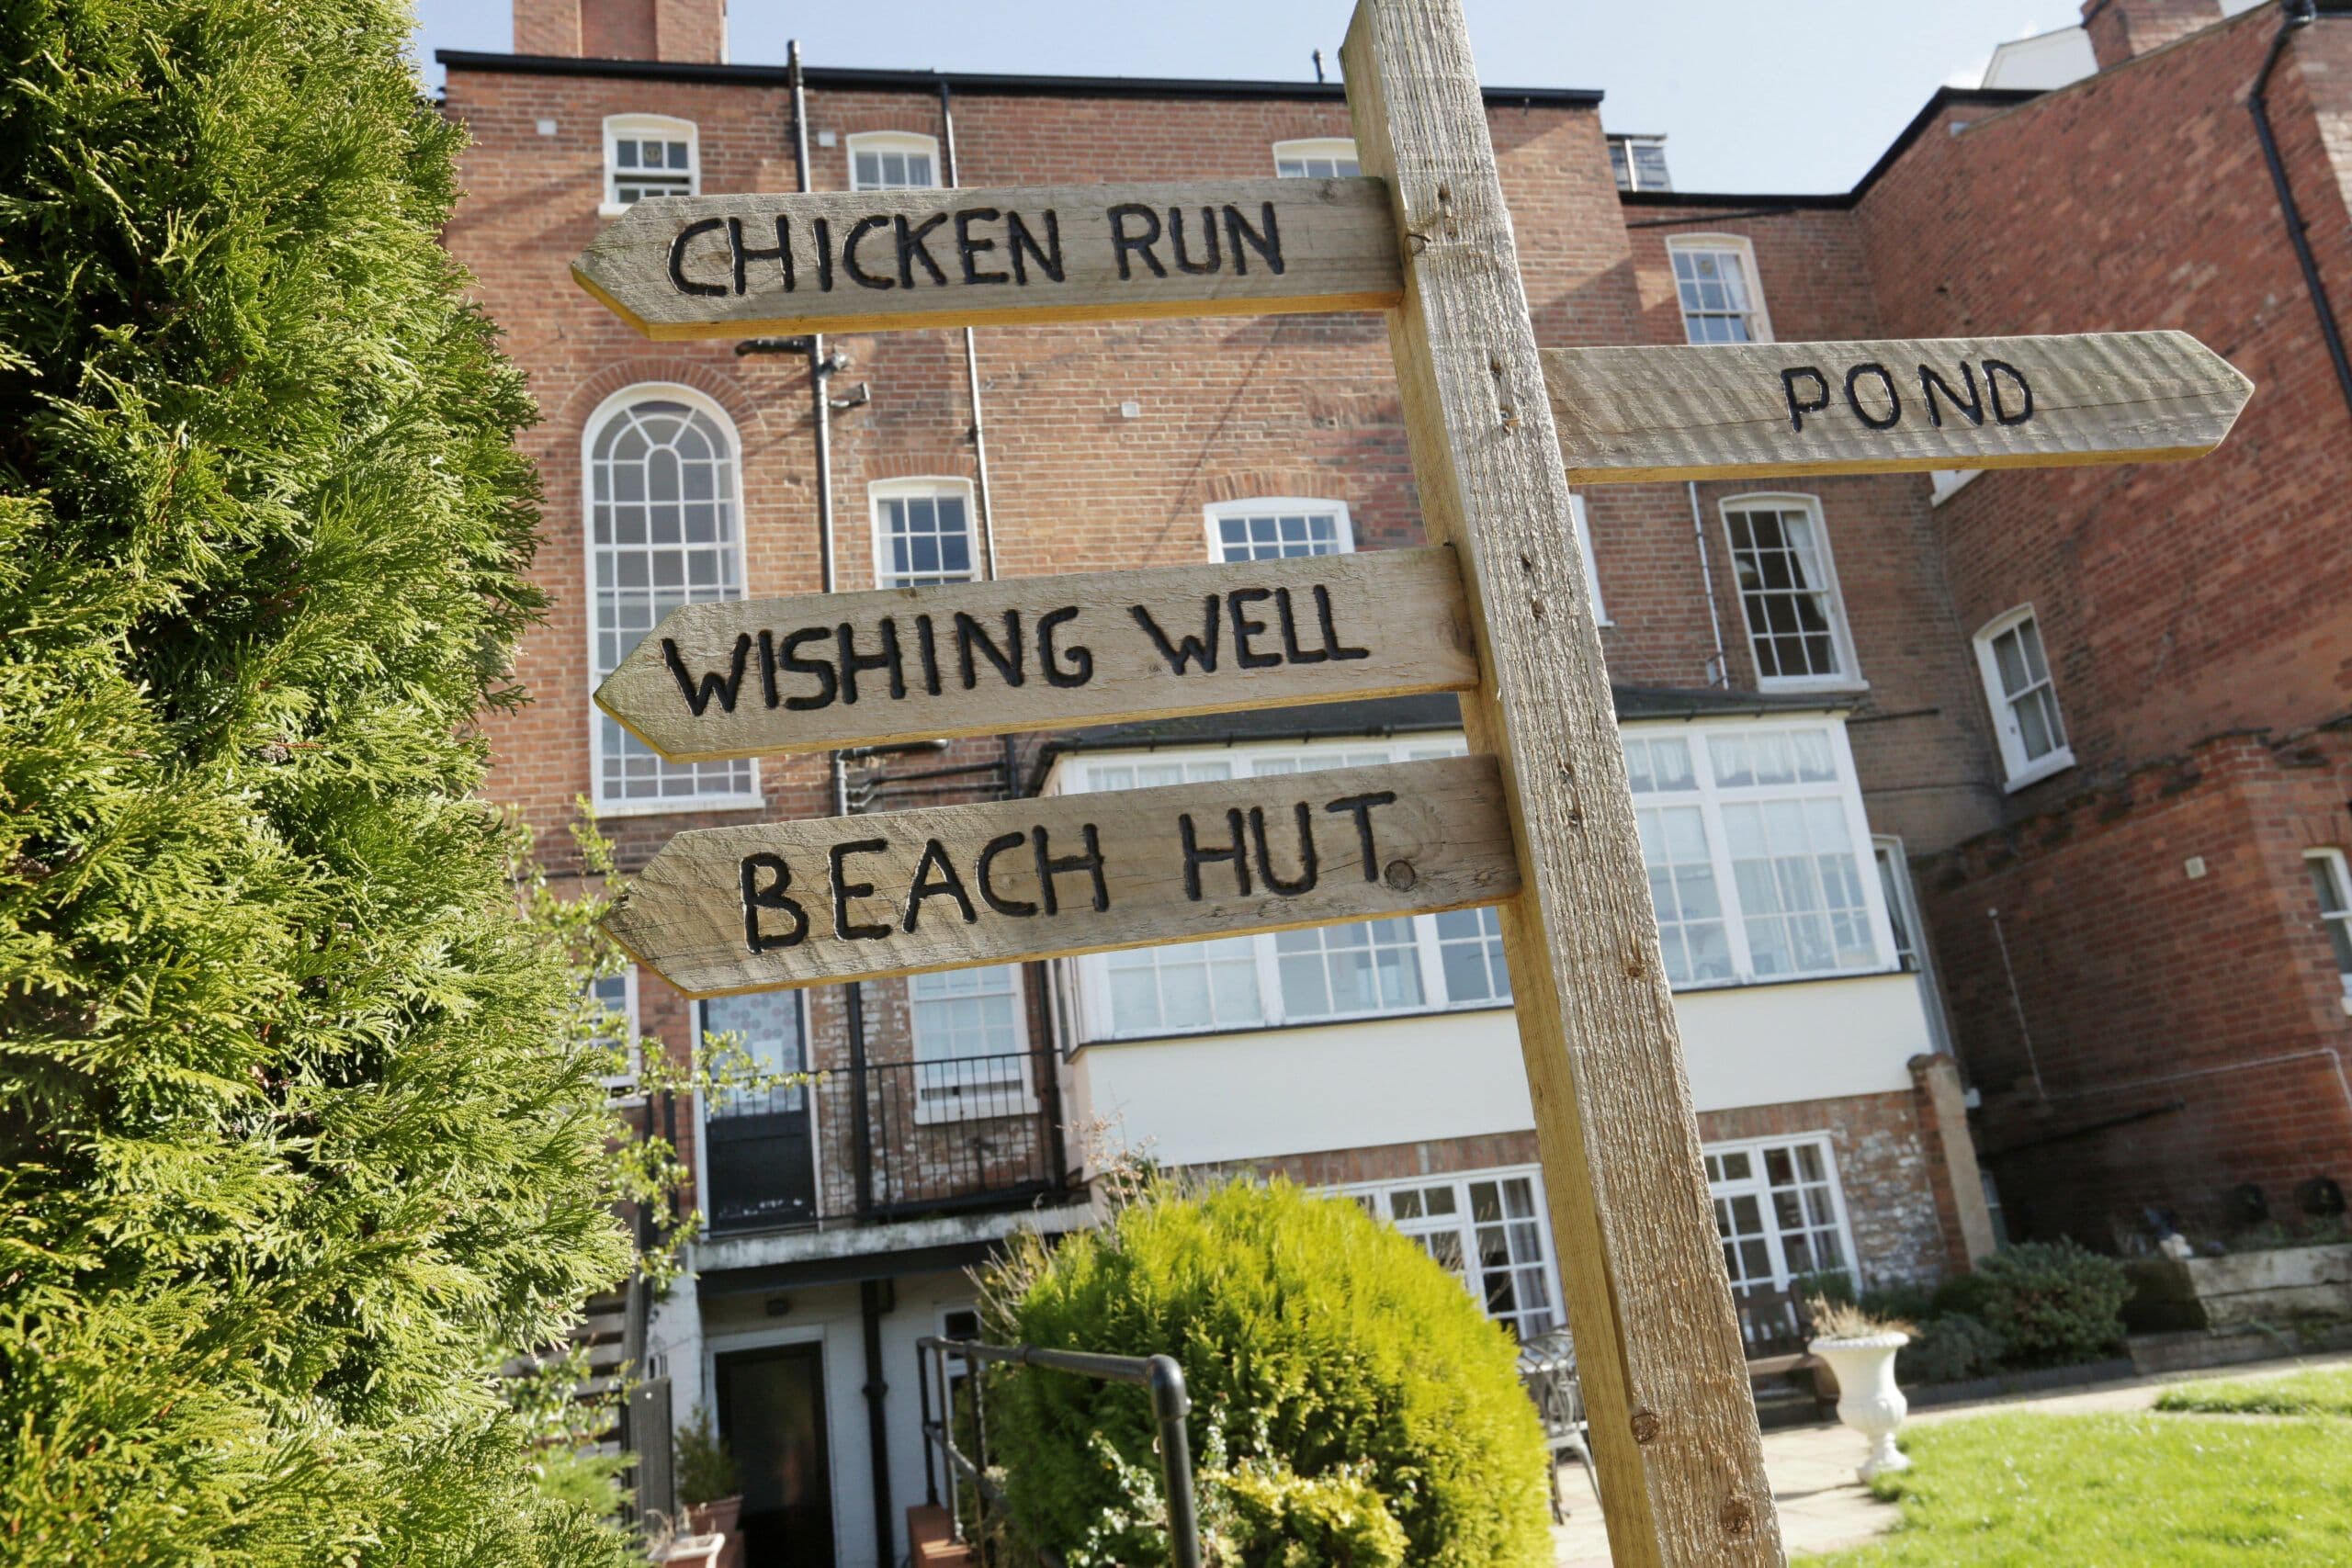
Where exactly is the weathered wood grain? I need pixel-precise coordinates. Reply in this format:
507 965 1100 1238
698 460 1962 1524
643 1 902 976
573 177 1403 340
1546 332 2252 485
1344 3 1783 1564
603 756 1514 998
597 547 1477 763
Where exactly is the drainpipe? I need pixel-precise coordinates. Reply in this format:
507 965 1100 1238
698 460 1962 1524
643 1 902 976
859 1279 895 1568
938 79 1002 582
2251 0 2352 428
1688 481 1728 687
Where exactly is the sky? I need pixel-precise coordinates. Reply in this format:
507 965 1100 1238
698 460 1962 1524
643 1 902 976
413 2 2140 194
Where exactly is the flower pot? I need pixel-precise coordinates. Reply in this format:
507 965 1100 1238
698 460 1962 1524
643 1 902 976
1808 1332 1910 1483
684 1497 743 1568
656 1535 723 1568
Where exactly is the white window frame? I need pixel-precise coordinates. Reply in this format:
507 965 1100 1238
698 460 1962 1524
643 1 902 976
589 964 642 1095
1928 468 1983 505
601 114 698 217
1569 492 1607 625
846 130 941 191
582 383 760 816
908 965 1039 1124
1203 496 1357 562
1719 492 1861 692
1339 1165 1565 1339
2305 850 2352 1001
1706 1133 1860 1293
1625 719 1897 989
1609 134 1670 192
1873 834 1954 1055
1973 604 2075 791
1272 137 1362 178
1665 232 1773 345
870 476 979 589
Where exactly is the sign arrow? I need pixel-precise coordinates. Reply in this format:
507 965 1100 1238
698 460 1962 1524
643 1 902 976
1544 331 2253 485
572 177 1403 341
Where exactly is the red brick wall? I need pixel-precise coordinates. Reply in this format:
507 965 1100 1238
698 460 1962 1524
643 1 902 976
2082 0 2227 70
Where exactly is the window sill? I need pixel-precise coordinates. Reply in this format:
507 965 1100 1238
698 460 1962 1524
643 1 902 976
1929 468 1984 506
1756 677 1870 696
2000 750 2075 795
913 1091 1038 1127
592 792 766 819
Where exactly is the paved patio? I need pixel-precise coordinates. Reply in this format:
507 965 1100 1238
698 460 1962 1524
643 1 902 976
1551 1349 2352 1564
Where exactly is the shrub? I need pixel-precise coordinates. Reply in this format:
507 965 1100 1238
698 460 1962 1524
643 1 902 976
980 1179 1551 1568
1969 1242 2131 1367
1896 1313 2006 1385
674 1406 741 1505
1860 1283 1939 1325
1792 1269 1859 1308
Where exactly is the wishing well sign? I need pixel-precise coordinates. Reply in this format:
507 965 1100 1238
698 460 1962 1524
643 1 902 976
576 1 2256 1560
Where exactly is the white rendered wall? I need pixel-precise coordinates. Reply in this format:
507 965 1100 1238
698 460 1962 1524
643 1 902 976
1070 971 1934 1172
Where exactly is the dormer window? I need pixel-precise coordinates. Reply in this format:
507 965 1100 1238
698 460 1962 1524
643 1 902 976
604 114 697 215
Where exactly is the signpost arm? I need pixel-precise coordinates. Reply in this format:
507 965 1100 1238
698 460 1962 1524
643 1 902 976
1341 3 1782 1563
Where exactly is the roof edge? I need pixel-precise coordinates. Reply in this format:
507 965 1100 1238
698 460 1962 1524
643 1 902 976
434 50 1603 107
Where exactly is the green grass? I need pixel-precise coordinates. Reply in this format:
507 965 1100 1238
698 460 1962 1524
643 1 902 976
2154 1367 2352 1417
1801 1408 2352 1566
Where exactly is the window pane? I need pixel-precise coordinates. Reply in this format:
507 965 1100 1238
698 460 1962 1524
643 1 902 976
1212 506 1344 561
1724 503 1845 682
877 487 978 587
704 991 805 1114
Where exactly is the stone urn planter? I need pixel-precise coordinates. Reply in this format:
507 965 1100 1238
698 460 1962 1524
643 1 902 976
1808 1330 1911 1483
654 1534 723 1568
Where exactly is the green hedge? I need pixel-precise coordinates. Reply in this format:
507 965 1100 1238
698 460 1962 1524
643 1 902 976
1967 1241 2131 1368
981 1179 1552 1568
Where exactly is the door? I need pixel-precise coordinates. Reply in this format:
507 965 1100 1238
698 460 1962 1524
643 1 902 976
701 993 818 1231
714 1341 836 1568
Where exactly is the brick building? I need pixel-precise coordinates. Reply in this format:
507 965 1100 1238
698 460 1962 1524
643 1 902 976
437 0 2348 1562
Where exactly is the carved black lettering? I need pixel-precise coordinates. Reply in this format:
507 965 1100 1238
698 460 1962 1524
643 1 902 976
1223 202 1283 276
915 614 944 697
830 839 892 941
727 215 794 296
813 217 836 291
1273 587 1325 665
668 218 728 298
1984 358 2035 425
1168 207 1221 275
836 617 907 705
977 830 1037 917
1249 802 1320 897
1843 362 1903 431
1180 809 1251 901
1918 361 1984 428
901 838 978 931
756 627 779 708
741 852 810 953
1780 366 1831 433
955 208 1009 285
954 610 1025 690
1227 588 1280 669
1007 209 1064 284
1107 203 1167 280
843 215 895 289
1033 824 1108 915
662 633 752 716
1037 606 1091 689
1130 598 1220 674
779 626 838 712
1325 790 1399 880
895 211 950 288
1312 585 1372 662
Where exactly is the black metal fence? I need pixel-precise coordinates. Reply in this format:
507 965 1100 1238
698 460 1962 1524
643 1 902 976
705 1052 1061 1234
917 1336 1203 1568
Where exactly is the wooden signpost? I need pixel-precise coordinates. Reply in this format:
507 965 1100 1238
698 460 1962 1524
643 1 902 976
576 2 2254 1562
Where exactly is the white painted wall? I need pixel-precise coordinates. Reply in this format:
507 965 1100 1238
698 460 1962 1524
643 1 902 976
698 1269 979 1568
1071 972 1934 1171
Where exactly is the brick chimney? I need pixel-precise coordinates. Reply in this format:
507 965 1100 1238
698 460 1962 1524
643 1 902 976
2079 0 2225 70
514 0 726 62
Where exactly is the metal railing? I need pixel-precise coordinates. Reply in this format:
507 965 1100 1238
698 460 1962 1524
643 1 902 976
704 1053 1060 1234
917 1337 1203 1568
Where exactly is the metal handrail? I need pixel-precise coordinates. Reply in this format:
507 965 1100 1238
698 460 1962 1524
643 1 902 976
916 1336 1203 1568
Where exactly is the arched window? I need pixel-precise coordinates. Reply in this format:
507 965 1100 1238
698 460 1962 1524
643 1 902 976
585 389 756 809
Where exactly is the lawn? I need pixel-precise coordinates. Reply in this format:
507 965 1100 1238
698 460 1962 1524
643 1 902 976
2154 1366 2352 1416
1802 1404 2352 1566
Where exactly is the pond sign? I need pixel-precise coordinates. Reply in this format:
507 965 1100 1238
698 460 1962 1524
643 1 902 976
576 2 2253 1562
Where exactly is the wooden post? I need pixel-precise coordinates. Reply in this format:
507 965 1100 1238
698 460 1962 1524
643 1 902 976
1341 3 1782 1562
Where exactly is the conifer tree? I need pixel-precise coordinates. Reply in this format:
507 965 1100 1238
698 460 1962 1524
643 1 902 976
0 1 636 1560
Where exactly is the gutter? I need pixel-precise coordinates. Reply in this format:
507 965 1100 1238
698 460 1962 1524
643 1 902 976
2249 0 2352 428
